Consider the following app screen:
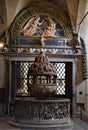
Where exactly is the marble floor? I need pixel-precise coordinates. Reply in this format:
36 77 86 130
0 116 88 130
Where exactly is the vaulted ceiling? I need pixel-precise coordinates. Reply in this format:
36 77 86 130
0 0 86 35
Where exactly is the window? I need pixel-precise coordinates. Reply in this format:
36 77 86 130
15 61 66 96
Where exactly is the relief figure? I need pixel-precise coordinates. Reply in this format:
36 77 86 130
21 16 42 36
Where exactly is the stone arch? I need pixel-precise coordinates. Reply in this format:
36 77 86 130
10 4 72 38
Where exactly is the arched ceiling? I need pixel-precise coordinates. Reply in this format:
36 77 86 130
0 0 87 35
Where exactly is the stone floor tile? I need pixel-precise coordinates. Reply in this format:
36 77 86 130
0 117 88 130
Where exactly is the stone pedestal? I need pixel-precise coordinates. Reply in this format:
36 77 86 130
10 97 72 129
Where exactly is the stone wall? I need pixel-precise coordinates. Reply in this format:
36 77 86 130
76 0 88 119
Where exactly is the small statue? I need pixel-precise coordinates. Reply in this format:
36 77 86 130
67 33 79 53
5 30 10 45
0 29 10 45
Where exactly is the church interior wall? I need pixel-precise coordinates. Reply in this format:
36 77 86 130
0 0 88 120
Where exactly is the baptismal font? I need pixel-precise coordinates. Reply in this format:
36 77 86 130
10 51 72 129
27 50 57 97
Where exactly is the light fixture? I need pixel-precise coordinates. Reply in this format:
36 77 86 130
0 42 4 48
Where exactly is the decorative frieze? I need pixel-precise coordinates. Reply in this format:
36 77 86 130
11 98 72 129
